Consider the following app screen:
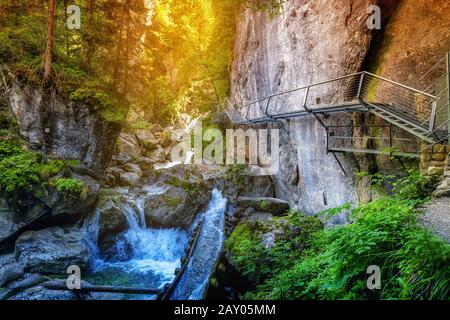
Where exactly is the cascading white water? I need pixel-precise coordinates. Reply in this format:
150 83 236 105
83 185 188 299
83 185 226 300
169 188 227 300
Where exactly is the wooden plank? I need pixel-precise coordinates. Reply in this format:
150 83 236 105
157 220 204 300
40 280 161 295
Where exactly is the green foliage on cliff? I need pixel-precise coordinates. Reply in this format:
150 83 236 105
0 140 75 194
243 0 287 18
228 171 449 300
55 177 84 195
225 214 324 285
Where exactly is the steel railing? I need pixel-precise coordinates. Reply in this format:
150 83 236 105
223 71 443 137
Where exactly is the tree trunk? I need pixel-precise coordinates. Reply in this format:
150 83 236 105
123 7 131 93
113 3 126 92
85 0 95 74
43 0 56 81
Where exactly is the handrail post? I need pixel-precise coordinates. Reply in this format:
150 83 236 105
303 86 310 111
429 101 437 133
264 97 272 118
245 103 251 123
357 72 365 104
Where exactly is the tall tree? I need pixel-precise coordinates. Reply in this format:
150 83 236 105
43 0 56 81
85 0 95 73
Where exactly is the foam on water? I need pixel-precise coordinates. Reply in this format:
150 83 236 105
84 186 226 300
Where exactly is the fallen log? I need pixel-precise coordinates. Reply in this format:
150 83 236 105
40 280 161 295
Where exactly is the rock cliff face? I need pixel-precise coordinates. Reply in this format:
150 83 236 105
230 0 450 215
2 72 120 172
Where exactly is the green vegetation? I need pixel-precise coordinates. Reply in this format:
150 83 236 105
243 0 287 18
164 195 183 208
0 107 83 195
0 138 78 194
227 169 449 300
55 177 84 194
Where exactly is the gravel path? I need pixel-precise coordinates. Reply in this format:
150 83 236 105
418 197 450 243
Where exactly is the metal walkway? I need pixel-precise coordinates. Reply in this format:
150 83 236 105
223 55 450 157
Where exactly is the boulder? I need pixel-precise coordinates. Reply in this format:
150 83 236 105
119 172 141 187
96 190 139 241
104 173 116 187
239 176 275 198
135 129 158 151
137 157 155 171
112 154 133 166
15 227 90 274
118 133 141 156
144 184 209 229
237 197 290 215
0 254 24 287
41 174 100 217
123 163 143 175
155 131 171 148
434 177 450 198
0 273 47 300
0 192 47 243
107 166 125 179
144 145 166 163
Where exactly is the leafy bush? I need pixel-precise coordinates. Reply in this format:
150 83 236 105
0 140 75 193
0 152 41 192
228 170 449 300
55 178 84 194
250 198 449 300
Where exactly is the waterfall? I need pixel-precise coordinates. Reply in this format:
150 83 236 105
83 185 188 296
83 207 101 257
169 189 227 300
83 185 226 300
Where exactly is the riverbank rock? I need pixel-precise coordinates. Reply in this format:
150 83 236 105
237 197 290 215
0 254 24 287
41 174 100 217
0 273 47 300
15 227 89 274
8 285 77 300
96 189 139 241
144 184 209 229
119 172 141 187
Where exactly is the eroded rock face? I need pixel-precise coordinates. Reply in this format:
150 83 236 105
230 1 376 214
40 174 100 217
15 227 90 274
96 189 139 241
230 0 450 215
237 197 290 215
4 80 120 172
144 183 210 229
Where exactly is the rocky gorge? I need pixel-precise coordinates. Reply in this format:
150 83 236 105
0 0 449 301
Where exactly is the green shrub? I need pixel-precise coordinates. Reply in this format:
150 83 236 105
250 198 449 300
228 169 449 300
55 177 84 194
0 140 74 193
0 152 41 192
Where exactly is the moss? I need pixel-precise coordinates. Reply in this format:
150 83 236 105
225 222 255 254
164 196 183 207
259 200 271 211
